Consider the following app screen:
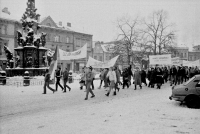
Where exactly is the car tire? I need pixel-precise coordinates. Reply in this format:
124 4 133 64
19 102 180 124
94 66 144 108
185 96 200 109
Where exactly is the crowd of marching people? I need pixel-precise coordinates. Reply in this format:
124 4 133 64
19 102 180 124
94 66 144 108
43 64 200 100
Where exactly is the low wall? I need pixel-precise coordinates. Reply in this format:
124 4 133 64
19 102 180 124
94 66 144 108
6 68 47 77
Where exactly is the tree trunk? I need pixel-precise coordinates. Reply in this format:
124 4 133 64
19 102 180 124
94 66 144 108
154 40 157 55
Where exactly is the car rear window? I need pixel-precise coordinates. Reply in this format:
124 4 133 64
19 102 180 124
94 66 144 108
183 76 196 86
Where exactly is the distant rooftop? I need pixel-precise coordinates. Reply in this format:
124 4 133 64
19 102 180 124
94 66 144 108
174 47 189 49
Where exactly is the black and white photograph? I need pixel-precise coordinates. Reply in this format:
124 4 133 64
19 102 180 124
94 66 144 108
0 0 200 133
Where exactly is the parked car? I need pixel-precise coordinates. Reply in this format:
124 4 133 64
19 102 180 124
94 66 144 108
169 75 200 108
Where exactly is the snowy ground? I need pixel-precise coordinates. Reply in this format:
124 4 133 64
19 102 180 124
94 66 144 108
0 79 200 134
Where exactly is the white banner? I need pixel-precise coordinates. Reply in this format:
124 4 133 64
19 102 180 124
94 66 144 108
171 57 181 66
58 44 87 60
86 55 119 68
149 54 171 65
183 59 200 67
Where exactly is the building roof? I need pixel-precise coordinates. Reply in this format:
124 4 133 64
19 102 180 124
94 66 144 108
174 47 189 50
0 16 92 36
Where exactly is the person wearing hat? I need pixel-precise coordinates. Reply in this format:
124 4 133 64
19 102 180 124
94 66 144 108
63 67 71 93
85 66 95 100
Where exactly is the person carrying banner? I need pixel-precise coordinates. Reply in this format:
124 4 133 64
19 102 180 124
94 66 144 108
85 66 95 100
43 69 56 94
55 67 64 91
63 67 71 93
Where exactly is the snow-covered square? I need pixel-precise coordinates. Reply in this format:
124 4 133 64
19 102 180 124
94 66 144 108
0 79 199 134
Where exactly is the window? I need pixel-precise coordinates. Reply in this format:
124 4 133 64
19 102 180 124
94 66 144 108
66 64 71 70
99 56 103 61
66 37 69 43
94 56 97 59
76 38 81 48
185 53 187 58
54 35 60 42
184 76 195 86
76 63 79 72
1 25 7 34
106 56 109 60
181 53 183 58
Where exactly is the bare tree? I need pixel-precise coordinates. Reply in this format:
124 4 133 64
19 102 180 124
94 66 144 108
142 10 176 55
115 16 141 64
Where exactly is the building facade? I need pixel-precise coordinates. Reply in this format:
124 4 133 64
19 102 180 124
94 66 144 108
172 46 200 61
172 47 189 60
92 41 104 62
188 45 200 61
0 16 93 72
0 18 19 66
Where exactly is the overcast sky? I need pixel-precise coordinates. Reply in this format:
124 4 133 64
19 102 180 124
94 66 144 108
0 0 200 49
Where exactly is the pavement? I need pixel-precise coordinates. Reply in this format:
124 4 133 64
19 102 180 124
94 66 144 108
0 80 200 134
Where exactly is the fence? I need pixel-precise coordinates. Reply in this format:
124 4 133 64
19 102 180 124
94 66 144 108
5 79 45 87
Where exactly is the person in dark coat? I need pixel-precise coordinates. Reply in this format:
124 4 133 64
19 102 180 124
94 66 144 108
55 67 64 91
141 69 147 86
176 66 182 85
170 65 177 86
163 67 169 83
155 67 163 89
63 67 71 93
127 65 133 85
133 67 142 90
180 66 186 84
43 69 56 94
148 68 156 88
122 68 129 89
103 68 109 88
147 68 152 82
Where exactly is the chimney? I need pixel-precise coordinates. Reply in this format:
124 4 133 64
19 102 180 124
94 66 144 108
59 21 62 26
67 22 71 27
